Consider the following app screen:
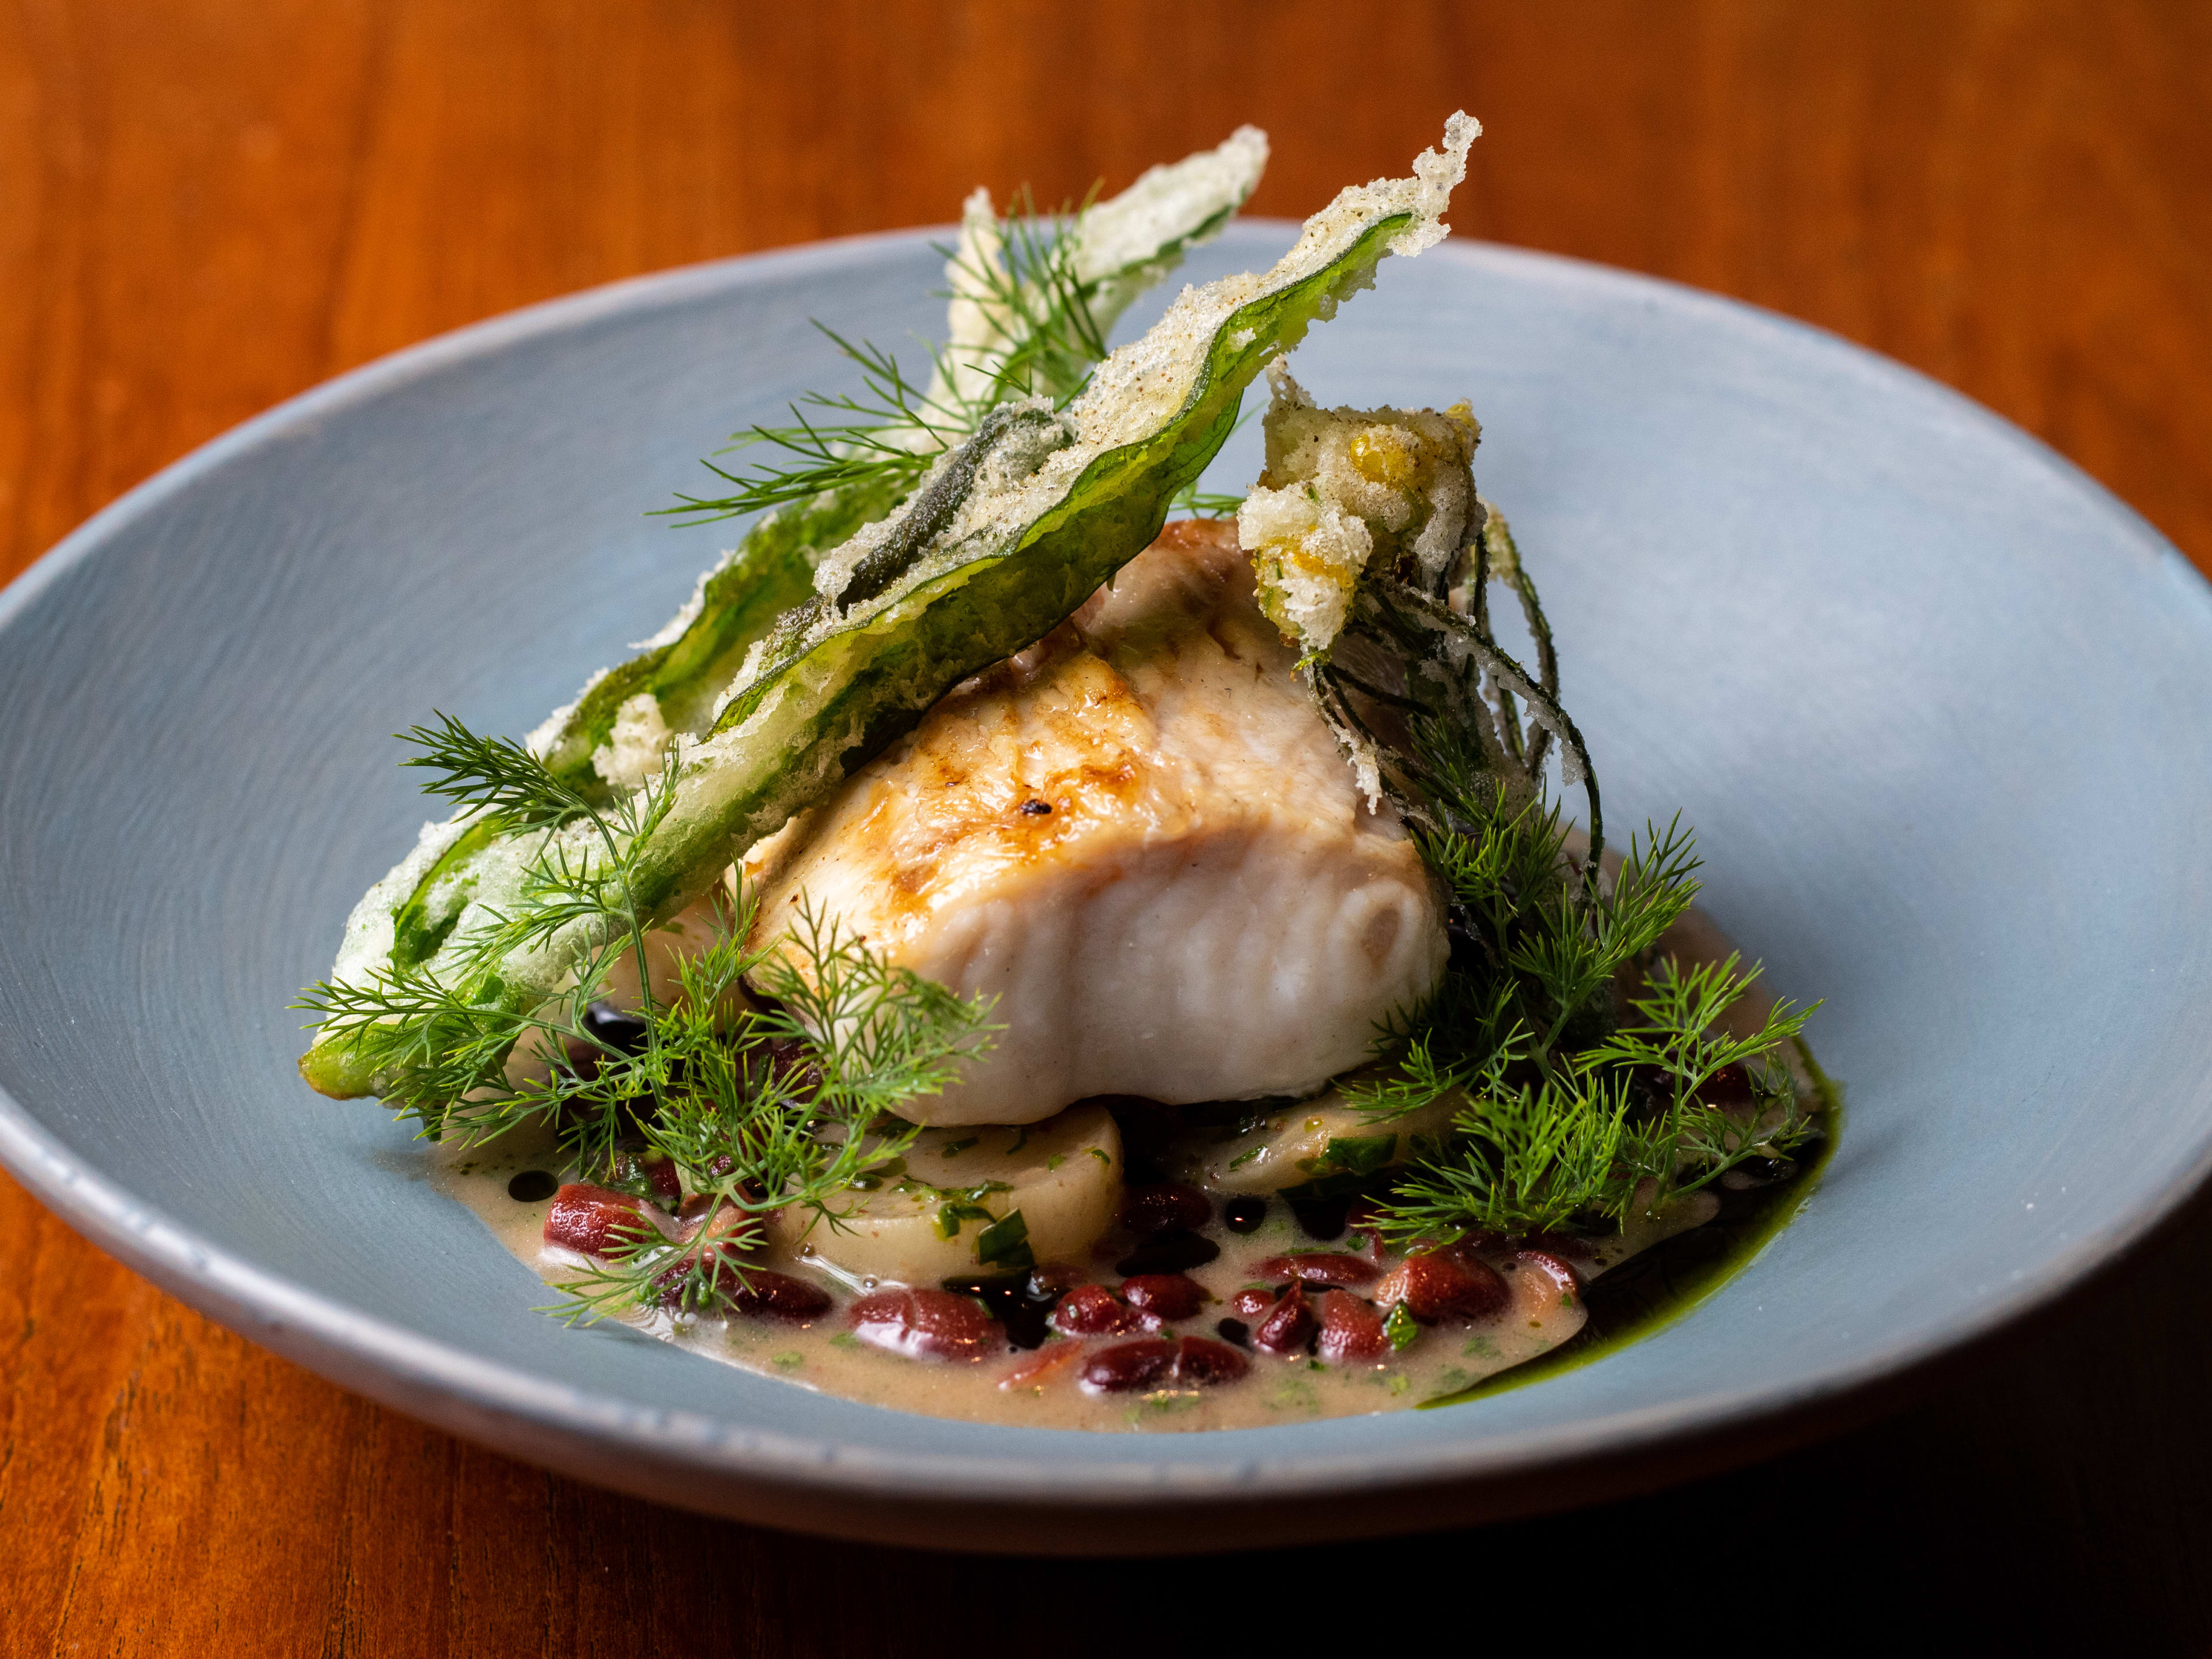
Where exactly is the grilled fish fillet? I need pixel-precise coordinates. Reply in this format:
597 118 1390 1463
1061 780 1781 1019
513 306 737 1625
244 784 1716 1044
745 520 1448 1126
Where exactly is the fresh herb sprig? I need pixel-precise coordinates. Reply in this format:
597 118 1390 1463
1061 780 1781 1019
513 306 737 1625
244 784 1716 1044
1312 512 1823 1244
298 713 687 1126
662 195 1115 527
1593 953 1822 1208
545 900 993 1325
297 714 995 1321
1376 1047 1637 1240
1168 487 1250 518
1361 773 1821 1244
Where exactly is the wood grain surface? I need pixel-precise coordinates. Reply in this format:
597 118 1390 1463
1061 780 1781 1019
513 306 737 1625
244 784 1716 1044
3 3 2209 1652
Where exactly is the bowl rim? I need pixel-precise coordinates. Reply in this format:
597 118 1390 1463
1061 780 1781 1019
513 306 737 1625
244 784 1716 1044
5 224 2211 1518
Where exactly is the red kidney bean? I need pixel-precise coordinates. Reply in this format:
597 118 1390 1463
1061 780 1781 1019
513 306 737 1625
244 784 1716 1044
603 1145 681 1199
1050 1284 1142 1336
1026 1262 1081 1301
1696 1060 1755 1105
543 1184 652 1255
1170 1336 1249 1386
1079 1339 1177 1394
1315 1290 1389 1363
1373 1244 1509 1323
1517 1230 1596 1262
849 1287 1002 1361
1122 1183 1212 1235
1343 1228 1388 1267
1252 1282 1317 1357
1254 1252 1378 1287
1119 1274 1206 1321
727 1268 832 1319
1633 1062 1756 1111
942 1273 1058 1350
762 1034 824 1094
668 1199 768 1258
1513 1248 1585 1294
650 1247 830 1319
1229 1286 1275 1317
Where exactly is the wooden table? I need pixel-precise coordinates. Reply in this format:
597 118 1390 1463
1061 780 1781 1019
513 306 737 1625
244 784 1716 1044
5 3 2209 1649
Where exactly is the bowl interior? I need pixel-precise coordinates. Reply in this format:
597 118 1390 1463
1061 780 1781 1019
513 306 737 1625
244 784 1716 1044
4 224 2211 1521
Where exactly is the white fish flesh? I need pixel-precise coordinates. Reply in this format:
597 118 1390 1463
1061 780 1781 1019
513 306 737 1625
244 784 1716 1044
745 520 1448 1126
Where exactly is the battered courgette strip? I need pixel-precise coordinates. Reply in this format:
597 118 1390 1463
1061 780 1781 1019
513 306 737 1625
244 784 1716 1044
304 114 1478 1098
537 125 1271 801
339 131 1270 1009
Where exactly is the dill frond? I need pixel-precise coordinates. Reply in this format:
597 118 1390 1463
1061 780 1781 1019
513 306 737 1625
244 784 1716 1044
1373 1057 1635 1243
659 192 1119 527
665 328 965 523
1169 486 1249 518
535 902 995 1325
304 710 999 1325
1359 749 1823 1241
397 710 591 834
1255 445 1828 1245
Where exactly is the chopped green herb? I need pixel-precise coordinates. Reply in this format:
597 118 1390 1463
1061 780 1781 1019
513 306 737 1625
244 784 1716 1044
934 1200 997 1241
1319 1134 1396 1176
975 1209 1035 1270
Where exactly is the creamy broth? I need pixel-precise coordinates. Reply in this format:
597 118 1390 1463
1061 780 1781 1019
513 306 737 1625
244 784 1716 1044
424 911 1820 1434
432 1128 1716 1431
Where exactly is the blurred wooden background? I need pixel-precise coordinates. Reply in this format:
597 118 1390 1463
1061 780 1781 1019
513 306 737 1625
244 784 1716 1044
3 2 2209 1651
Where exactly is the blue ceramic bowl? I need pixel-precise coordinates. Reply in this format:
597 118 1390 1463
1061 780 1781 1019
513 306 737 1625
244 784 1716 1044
3 226 2210 1553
